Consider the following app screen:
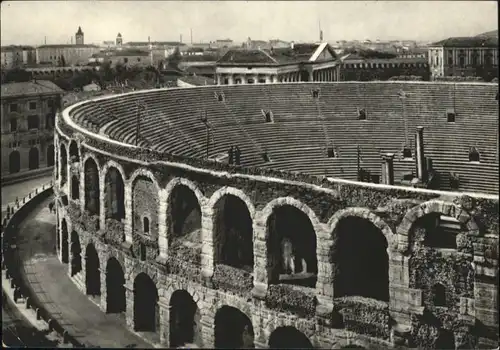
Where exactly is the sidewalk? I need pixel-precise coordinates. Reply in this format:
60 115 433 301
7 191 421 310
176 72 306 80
13 196 152 348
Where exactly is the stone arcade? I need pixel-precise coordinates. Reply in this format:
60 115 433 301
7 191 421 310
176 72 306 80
53 91 499 349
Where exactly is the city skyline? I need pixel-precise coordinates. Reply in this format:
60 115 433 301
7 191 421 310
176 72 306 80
1 1 497 47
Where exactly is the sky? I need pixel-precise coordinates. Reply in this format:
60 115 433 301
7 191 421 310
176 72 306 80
1 1 497 46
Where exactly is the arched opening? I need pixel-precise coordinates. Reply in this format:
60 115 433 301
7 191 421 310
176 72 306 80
436 329 455 349
85 243 101 297
106 258 126 314
69 141 79 162
169 290 201 348
132 176 159 237
47 144 55 167
70 231 82 276
60 144 67 185
415 214 460 250
213 194 253 271
268 326 313 349
143 217 150 234
61 219 69 263
105 167 125 220
84 158 100 215
267 205 318 287
9 151 21 174
133 273 158 333
71 175 79 200
168 185 202 260
29 147 39 170
331 216 389 301
214 306 254 349
432 283 447 307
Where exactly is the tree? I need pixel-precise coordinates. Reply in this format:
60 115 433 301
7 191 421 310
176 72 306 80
167 47 182 70
1 68 32 83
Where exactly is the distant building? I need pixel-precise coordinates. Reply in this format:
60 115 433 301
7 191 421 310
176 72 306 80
216 42 340 85
1 45 36 69
212 39 233 49
427 36 498 81
36 44 100 66
116 33 123 47
75 26 84 45
35 26 99 66
339 53 430 81
90 49 151 68
1 80 64 177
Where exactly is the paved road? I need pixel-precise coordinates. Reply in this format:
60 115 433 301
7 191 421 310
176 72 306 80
13 196 152 348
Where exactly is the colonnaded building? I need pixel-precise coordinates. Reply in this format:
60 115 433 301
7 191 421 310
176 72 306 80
54 81 498 349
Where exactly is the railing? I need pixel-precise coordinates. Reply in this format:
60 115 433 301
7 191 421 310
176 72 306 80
1 181 85 348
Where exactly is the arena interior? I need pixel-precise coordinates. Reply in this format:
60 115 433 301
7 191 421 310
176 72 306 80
53 81 498 348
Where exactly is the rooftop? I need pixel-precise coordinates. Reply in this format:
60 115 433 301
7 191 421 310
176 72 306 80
430 36 498 48
1 80 64 99
38 44 99 49
217 43 336 66
1 45 35 51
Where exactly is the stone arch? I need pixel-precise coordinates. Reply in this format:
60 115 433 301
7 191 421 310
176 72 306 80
68 140 80 162
327 208 395 249
262 197 319 287
9 150 21 174
214 305 254 349
169 289 202 348
209 187 254 270
397 200 478 252
105 257 125 313
70 230 82 276
130 169 160 238
29 147 39 170
84 157 100 216
61 219 69 263
71 175 80 200
59 143 68 185
133 272 159 332
85 243 101 297
128 168 161 193
164 179 203 261
268 326 313 349
104 166 126 221
329 208 391 302
47 144 55 167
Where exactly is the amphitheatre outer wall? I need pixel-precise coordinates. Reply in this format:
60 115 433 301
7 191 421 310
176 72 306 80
54 85 499 349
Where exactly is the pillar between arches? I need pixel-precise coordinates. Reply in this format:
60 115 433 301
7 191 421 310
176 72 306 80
157 197 168 263
99 175 106 232
158 299 170 346
124 185 133 244
252 219 269 299
200 208 215 280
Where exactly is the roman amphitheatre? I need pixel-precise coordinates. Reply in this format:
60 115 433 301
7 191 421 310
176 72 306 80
7 81 499 349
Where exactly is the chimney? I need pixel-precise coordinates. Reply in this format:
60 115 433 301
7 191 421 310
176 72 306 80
180 34 183 43
381 153 395 185
415 126 427 182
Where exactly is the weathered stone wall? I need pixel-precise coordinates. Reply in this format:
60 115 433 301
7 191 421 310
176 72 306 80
132 177 159 238
53 124 499 349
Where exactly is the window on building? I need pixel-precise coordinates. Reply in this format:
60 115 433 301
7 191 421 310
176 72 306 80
402 147 412 159
472 51 479 66
247 78 255 84
432 283 446 307
469 147 480 162
47 99 54 109
448 54 453 66
140 243 146 261
143 217 150 234
10 119 17 132
29 101 37 110
485 51 493 66
447 110 456 123
459 56 465 68
9 104 18 113
28 115 39 130
357 108 367 120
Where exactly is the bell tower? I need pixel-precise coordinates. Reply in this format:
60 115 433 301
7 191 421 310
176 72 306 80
75 26 84 45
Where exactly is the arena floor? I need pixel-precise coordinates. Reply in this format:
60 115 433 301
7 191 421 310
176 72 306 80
11 195 152 348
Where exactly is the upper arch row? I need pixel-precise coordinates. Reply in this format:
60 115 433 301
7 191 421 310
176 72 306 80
58 140 481 248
